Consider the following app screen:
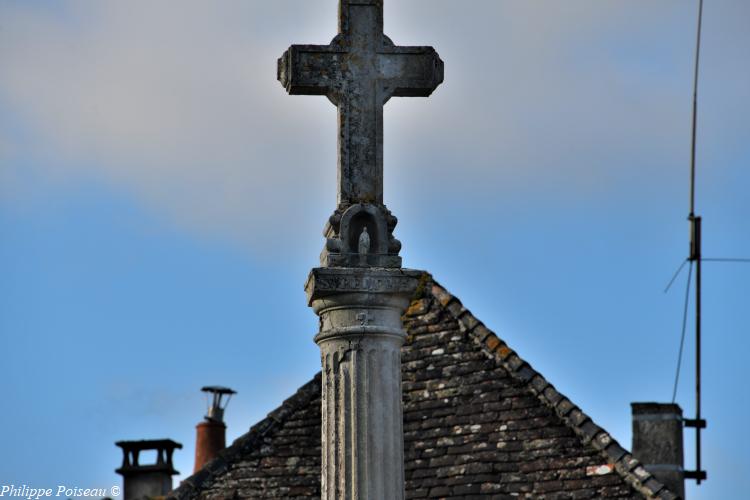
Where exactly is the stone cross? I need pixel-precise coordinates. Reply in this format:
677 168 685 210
281 2 443 498
278 0 444 206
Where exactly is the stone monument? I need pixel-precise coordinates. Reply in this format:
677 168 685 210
278 1 443 498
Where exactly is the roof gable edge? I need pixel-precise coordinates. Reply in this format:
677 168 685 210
427 277 680 500
168 373 322 500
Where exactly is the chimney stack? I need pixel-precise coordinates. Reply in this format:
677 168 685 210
631 402 685 498
194 386 235 473
115 439 182 500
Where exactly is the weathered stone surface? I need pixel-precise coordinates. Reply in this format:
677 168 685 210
320 203 403 268
285 0 445 490
170 277 679 499
631 403 685 499
278 0 443 207
306 267 424 304
282 1 445 494
307 267 422 499
278 0 443 269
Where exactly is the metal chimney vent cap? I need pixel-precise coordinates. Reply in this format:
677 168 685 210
201 386 237 395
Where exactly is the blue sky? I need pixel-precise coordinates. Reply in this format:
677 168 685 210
1 1 748 498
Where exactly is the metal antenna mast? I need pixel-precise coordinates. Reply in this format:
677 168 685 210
683 0 707 485
670 0 750 484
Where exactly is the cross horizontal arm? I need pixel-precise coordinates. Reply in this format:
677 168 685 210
380 46 444 98
278 45 343 96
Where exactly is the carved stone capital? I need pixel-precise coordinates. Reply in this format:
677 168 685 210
305 267 422 305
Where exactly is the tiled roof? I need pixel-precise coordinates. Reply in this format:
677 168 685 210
173 375 322 499
169 275 679 500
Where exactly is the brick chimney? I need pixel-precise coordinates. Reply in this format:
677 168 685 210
115 439 182 500
194 386 235 473
631 402 685 498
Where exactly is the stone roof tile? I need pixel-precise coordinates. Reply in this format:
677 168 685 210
169 276 679 500
418 277 676 500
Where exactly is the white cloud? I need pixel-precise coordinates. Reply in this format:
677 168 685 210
1 0 747 252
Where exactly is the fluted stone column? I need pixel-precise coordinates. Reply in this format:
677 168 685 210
306 267 422 500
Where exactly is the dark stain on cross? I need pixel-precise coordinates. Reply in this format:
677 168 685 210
278 0 443 269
